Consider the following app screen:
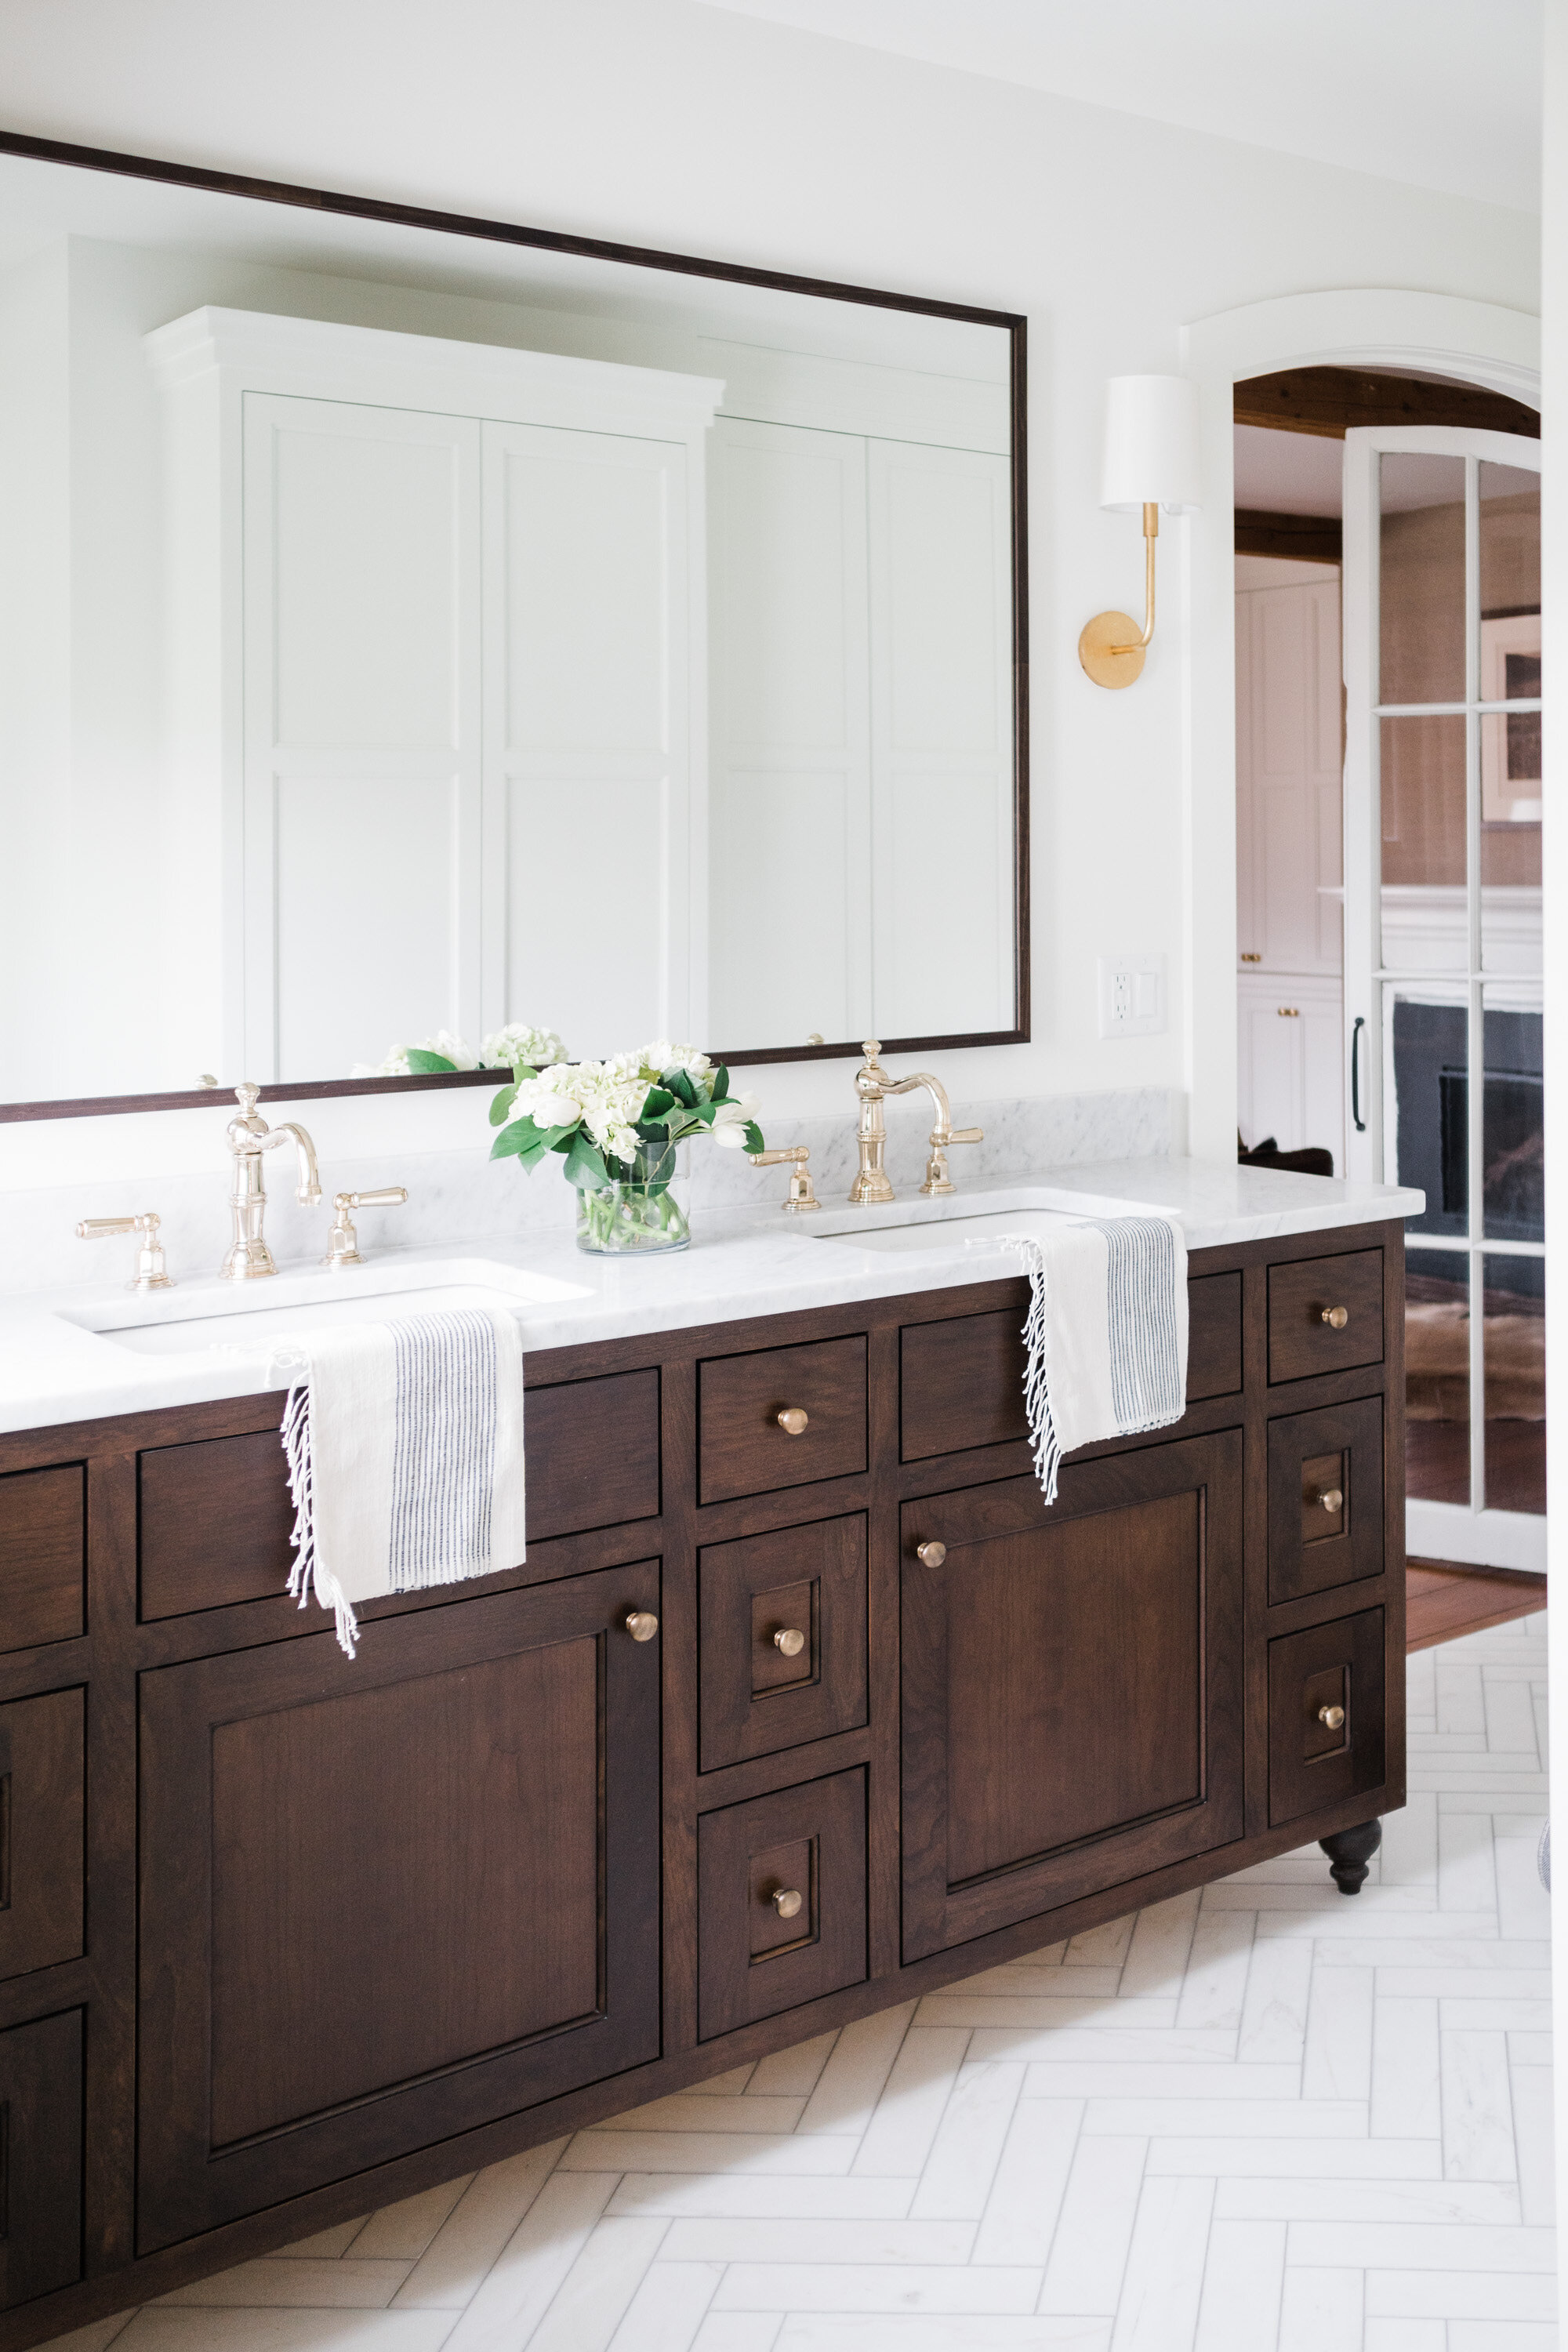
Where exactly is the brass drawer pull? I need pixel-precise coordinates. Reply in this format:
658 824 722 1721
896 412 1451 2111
624 1610 660 1642
769 1886 804 1919
1240 951 1262 962
1315 1487 1345 1514
1277 1006 1301 1018
777 1407 810 1436
772 1626 807 1657
916 1540 947 1568
1318 1703 1346 1731
1320 1305 1349 1330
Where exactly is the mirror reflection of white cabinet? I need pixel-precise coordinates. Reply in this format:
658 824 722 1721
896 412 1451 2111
147 309 719 1080
708 418 1013 1051
1235 561 1345 1167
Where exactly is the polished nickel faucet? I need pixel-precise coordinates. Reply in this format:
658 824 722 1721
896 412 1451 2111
222 1082 322 1279
850 1042 982 1205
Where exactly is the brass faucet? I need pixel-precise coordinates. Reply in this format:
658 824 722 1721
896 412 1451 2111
222 1083 322 1279
849 1043 983 1204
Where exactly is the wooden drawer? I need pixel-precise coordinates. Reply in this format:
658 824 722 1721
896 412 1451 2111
139 1368 661 1620
899 1272 1243 1464
1268 1607 1386 1828
1268 1397 1385 1606
699 1514 868 1772
0 2009 82 2310
1268 1249 1385 1385
0 1463 85 1653
0 1689 85 1982
699 1337 867 1505
697 1767 867 2038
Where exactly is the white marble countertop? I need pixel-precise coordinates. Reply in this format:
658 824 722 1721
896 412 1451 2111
1 1158 1424 1439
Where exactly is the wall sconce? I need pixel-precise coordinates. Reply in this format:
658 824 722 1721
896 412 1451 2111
1079 374 1203 689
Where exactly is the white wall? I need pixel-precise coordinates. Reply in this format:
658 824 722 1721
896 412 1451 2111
0 0 1537 1185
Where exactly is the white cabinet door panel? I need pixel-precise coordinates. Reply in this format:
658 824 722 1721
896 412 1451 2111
868 440 1012 1037
485 421 691 1056
241 394 482 1080
708 417 870 1048
1238 973 1344 1171
1236 574 1342 977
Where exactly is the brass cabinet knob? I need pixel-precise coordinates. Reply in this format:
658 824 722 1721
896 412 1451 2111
769 1886 804 1919
777 1408 809 1436
772 1626 807 1657
624 1610 659 1642
1315 1487 1345 1514
916 1540 947 1567
1320 1305 1349 1330
1318 1703 1346 1730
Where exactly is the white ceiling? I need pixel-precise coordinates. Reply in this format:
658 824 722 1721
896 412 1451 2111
699 0 1541 212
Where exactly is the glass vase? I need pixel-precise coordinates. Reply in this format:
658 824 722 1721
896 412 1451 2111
575 1138 691 1255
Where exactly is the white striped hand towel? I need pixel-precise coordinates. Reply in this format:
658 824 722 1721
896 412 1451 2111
281 1305 526 1657
1005 1214 1188 1504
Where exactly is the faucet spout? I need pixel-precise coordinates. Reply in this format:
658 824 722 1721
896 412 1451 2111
848 1043 982 1204
220 1083 322 1279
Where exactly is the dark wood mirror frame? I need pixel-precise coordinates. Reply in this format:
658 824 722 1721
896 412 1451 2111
0 128 1029 1125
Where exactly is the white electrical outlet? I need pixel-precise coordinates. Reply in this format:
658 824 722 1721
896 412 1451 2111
1098 953 1167 1039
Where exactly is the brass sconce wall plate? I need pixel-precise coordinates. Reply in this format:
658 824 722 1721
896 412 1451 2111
1078 612 1147 689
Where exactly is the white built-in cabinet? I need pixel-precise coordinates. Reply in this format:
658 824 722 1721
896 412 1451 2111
706 416 1013 1050
147 308 719 1080
1235 564 1346 1168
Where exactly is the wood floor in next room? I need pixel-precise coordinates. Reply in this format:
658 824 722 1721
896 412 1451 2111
40 1613 1554 2352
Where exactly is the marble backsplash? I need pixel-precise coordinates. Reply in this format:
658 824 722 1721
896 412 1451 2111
9 1085 1175 1296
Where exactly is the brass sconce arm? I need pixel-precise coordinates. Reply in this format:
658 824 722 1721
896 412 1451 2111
1080 502 1160 687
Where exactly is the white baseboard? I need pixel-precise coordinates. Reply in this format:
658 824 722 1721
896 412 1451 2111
1407 1499 1548 1573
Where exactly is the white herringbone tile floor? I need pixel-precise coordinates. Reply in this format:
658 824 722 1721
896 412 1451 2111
45 1613 1555 2352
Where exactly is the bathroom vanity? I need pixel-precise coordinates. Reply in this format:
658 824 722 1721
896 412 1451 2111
0 1171 1411 2347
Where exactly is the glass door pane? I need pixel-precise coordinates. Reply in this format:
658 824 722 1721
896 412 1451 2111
1406 1255 1471 1507
1483 1253 1545 1515
1379 452 1466 704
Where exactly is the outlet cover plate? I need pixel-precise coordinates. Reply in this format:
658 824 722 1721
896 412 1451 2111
1098 953 1167 1039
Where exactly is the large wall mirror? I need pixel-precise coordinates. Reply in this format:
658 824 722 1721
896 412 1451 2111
0 136 1027 1118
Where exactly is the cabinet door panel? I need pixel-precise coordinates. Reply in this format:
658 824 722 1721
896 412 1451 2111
901 1432 1243 1962
138 1564 660 2251
0 1688 85 1980
0 1463 85 1653
0 2010 82 2310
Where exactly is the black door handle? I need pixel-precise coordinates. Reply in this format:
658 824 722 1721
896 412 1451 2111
1350 1014 1367 1133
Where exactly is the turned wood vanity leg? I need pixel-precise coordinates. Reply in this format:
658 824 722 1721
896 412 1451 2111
1319 1818 1381 1895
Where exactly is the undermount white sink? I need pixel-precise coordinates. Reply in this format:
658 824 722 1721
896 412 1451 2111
57 1257 591 1358
801 1196 1083 1253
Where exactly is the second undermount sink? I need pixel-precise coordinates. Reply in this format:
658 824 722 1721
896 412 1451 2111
57 1257 592 1357
801 1194 1086 1254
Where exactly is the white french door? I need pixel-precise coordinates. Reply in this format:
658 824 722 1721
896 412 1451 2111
1341 424 1544 1570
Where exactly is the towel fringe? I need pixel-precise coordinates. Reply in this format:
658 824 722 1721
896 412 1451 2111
281 1379 360 1659
1005 1235 1064 1506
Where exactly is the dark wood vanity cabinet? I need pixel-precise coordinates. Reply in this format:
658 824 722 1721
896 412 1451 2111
0 1218 1406 2348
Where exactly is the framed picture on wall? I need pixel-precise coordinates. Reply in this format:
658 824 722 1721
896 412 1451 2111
1480 611 1542 822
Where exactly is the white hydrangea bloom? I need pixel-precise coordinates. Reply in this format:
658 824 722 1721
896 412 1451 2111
482 1022 565 1071
350 1030 478 1078
640 1039 711 1080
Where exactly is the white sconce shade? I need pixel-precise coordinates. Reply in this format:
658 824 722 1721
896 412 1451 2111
1100 374 1203 514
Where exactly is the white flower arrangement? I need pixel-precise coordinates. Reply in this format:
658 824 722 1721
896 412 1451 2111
490 1040 763 1189
350 1023 565 1080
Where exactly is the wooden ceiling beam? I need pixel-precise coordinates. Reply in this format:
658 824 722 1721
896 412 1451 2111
1235 510 1342 564
1233 366 1539 441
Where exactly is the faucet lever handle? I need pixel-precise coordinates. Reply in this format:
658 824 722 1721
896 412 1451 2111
76 1210 175 1292
944 1126 983 1146
324 1185 408 1269
749 1148 822 1214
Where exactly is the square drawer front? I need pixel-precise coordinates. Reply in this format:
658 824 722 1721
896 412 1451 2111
0 2009 83 2310
697 1768 867 2038
699 1514 868 1771
0 1463 85 1653
1268 1608 1386 1828
1268 1397 1385 1606
699 1337 867 1505
1268 1249 1385 1385
0 1688 85 1981
140 1370 661 1619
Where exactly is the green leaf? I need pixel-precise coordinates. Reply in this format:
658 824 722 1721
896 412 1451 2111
742 1120 765 1154
488 1082 519 1127
406 1048 457 1075
490 1118 543 1160
711 1065 730 1102
563 1132 610 1189
641 1086 676 1119
665 1066 699 1109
